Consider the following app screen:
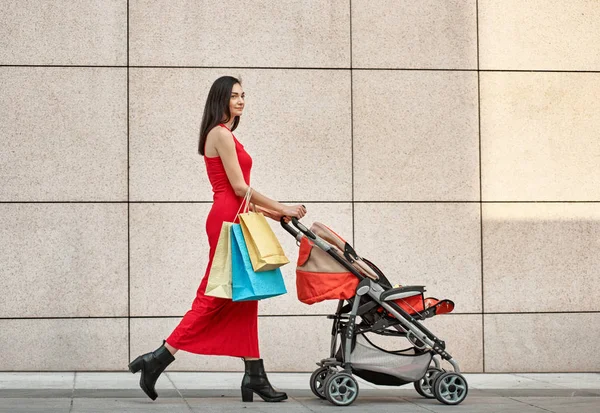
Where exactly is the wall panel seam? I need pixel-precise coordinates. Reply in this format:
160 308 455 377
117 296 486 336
127 0 131 364
350 0 355 246
476 0 486 373
3 311 597 321
4 64 600 74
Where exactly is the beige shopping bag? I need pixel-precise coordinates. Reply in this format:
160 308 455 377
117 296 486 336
238 212 290 272
205 222 233 298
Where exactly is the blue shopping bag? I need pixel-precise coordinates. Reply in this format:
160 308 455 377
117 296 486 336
231 223 287 301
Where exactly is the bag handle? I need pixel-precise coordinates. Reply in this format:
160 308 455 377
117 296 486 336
234 187 253 219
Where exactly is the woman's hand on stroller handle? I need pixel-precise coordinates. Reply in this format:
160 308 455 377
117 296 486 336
280 206 315 239
281 204 306 221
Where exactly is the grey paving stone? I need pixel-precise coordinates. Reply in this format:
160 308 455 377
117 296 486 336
294 396 432 412
1 373 599 413
70 398 191 413
73 389 181 399
0 390 73 398
188 397 313 413
0 398 71 413
408 395 550 413
513 397 600 413
75 372 174 390
481 389 600 397
516 373 600 390
0 373 73 390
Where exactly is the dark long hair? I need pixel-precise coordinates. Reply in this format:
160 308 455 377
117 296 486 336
198 76 241 155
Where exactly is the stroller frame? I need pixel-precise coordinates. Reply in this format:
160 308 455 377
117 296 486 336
281 217 467 406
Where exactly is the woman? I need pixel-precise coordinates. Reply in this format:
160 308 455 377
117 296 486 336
128 76 307 402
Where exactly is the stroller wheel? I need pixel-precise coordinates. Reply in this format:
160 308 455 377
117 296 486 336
309 366 333 399
414 367 443 399
324 372 359 407
433 372 468 405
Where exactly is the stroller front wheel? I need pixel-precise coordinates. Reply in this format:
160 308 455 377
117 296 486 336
324 372 359 407
433 372 468 405
414 367 444 399
309 366 333 400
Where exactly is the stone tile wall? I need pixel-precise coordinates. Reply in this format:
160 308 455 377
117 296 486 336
1 0 598 372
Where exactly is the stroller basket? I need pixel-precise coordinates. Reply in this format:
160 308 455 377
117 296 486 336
338 333 432 386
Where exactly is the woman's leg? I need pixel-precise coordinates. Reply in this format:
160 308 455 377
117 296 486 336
164 342 178 356
241 358 287 403
128 341 175 401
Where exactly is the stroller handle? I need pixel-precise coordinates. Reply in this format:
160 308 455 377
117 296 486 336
280 216 300 238
279 216 318 240
291 217 317 240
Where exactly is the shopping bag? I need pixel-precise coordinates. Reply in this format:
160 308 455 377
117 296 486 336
239 211 290 272
204 222 233 298
231 223 287 301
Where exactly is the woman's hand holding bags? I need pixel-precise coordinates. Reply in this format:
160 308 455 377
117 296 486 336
205 187 289 301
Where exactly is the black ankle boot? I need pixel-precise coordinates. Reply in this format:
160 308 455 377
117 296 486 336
241 359 287 402
128 342 175 401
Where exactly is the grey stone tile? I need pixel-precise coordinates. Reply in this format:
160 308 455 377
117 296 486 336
129 0 349 67
71 398 190 413
479 0 600 71
408 395 548 412
353 70 479 201
483 204 600 312
513 397 600 413
0 398 71 413
483 390 599 398
0 373 73 389
480 72 600 201
352 0 477 69
0 390 72 398
166 372 243 390
464 374 563 390
188 397 313 412
0 0 126 65
0 319 128 370
485 314 600 372
0 204 128 318
516 373 600 390
75 372 174 390
0 67 127 202
292 396 430 412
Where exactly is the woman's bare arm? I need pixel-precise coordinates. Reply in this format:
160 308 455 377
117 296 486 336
253 204 283 221
210 127 305 218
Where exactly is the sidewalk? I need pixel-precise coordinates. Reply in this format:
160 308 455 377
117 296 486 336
0 372 599 412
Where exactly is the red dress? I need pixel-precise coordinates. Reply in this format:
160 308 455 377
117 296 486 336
165 124 259 358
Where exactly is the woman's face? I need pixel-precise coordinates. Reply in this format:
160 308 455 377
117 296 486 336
229 83 245 118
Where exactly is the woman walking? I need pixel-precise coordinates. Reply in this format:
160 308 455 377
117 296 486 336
128 76 307 402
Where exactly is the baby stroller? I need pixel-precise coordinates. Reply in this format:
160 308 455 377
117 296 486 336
281 218 468 406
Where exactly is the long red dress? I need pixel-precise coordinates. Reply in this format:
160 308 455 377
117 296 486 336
165 124 259 358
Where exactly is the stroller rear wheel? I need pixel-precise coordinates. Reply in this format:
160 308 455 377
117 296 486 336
414 367 444 398
309 366 333 400
324 372 359 407
433 372 468 405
